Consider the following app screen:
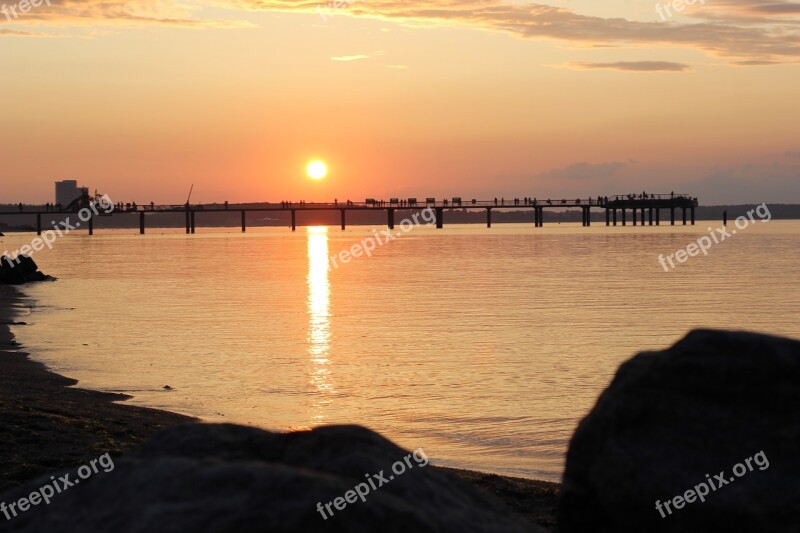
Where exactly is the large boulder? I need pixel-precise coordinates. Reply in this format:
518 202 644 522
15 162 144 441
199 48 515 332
559 329 800 532
0 424 538 532
0 255 53 284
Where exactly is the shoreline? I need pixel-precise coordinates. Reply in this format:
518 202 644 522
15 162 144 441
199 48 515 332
0 285 559 530
0 285 194 490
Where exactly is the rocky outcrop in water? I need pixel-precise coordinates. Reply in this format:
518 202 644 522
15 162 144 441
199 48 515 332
558 329 800 532
0 255 54 284
0 424 538 532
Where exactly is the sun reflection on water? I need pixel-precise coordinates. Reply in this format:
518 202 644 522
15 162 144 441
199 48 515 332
306 226 333 424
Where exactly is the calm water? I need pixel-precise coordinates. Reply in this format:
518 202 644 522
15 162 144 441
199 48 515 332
4 220 800 481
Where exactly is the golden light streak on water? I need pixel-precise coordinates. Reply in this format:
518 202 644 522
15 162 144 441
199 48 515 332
306 226 333 424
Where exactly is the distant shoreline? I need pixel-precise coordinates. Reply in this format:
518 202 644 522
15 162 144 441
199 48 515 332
0 285 560 530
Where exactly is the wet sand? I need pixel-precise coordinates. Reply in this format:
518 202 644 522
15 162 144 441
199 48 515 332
0 285 559 530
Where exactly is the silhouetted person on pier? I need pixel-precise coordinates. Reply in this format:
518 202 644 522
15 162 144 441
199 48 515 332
224 201 228 210
494 198 498 206
18 203 23 212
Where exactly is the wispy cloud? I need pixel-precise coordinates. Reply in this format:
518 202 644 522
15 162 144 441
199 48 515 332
0 0 251 29
231 0 800 64
3 0 800 67
331 54 370 61
566 61 690 72
0 28 39 36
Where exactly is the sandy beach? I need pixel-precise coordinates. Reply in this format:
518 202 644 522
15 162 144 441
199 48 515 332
0 285 559 530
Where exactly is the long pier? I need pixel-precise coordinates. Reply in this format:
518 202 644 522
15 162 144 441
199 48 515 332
0 194 698 235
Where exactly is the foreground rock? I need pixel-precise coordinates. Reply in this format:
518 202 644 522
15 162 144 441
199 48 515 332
0 424 539 532
559 329 800 532
0 255 54 284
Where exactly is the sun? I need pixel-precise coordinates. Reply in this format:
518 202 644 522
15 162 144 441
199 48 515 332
307 160 328 180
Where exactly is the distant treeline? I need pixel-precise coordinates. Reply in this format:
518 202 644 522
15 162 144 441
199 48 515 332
0 203 795 230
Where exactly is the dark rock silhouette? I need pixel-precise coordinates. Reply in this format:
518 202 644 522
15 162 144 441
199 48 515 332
559 329 800 532
0 424 538 532
0 255 54 285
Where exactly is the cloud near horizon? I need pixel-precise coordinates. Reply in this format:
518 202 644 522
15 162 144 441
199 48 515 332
501 159 800 204
566 61 690 72
1 0 799 65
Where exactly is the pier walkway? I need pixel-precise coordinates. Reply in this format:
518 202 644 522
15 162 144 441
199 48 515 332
0 194 699 234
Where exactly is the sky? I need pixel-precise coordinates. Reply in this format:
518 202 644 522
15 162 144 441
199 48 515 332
1 0 799 205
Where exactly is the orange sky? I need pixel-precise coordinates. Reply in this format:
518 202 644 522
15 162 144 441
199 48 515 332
1 1 799 204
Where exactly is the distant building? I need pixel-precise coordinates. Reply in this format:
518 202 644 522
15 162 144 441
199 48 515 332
55 180 88 207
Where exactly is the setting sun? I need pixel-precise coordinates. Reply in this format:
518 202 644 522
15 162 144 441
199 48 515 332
307 161 327 180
